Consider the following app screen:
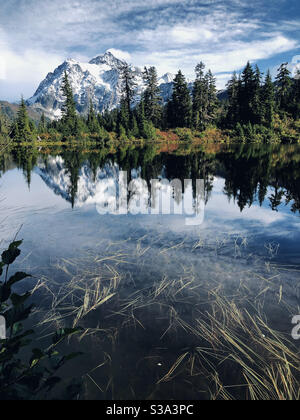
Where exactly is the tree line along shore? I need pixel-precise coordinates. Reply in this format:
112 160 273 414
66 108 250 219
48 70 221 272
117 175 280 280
1 61 300 146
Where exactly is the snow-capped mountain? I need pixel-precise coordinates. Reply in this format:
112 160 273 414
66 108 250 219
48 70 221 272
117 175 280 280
290 60 300 78
27 51 174 120
34 156 151 210
34 156 196 215
35 155 121 206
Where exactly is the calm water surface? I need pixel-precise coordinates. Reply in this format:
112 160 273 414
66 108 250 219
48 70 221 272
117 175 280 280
0 142 299 399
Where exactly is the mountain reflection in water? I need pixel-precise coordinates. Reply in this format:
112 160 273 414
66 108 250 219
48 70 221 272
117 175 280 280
0 142 300 399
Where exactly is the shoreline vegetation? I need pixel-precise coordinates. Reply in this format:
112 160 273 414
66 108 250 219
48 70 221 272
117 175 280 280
1 236 299 400
0 61 299 148
0 240 83 400
0 60 300 400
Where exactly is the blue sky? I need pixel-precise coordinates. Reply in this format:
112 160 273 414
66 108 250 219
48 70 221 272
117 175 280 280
0 0 299 102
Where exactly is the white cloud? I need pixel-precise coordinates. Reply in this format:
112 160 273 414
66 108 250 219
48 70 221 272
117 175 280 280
208 178 288 226
0 0 299 99
106 48 131 62
0 30 63 99
0 49 63 84
197 35 298 72
289 54 300 76
130 35 298 89
0 60 6 80
170 26 213 45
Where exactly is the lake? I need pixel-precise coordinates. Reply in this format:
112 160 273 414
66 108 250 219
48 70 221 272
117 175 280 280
0 141 300 400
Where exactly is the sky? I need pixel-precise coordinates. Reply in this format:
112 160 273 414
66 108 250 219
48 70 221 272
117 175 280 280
0 0 300 102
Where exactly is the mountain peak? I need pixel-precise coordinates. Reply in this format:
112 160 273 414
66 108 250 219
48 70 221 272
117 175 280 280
158 72 175 85
27 52 175 120
65 58 77 63
89 51 125 67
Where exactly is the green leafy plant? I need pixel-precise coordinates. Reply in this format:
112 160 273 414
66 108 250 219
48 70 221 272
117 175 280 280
0 239 83 400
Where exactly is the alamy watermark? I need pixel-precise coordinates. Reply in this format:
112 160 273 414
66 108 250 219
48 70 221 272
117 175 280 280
0 315 5 340
291 315 300 340
95 172 205 226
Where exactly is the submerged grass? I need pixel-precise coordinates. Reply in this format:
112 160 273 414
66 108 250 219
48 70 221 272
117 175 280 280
32 234 300 400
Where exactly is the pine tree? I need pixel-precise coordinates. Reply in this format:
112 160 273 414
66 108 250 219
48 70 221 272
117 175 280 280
226 71 240 127
262 70 275 127
38 112 46 134
206 70 218 124
120 63 137 131
0 111 8 136
136 100 147 137
252 65 263 124
170 70 192 128
192 62 207 130
129 114 139 138
142 66 162 127
87 100 100 133
240 62 256 123
61 71 77 135
13 96 33 142
74 116 88 136
291 69 300 119
275 63 292 112
117 98 130 135
102 109 116 132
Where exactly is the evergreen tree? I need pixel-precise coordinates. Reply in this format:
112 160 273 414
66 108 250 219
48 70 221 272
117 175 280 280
61 71 77 135
87 100 100 133
206 69 218 124
12 96 33 142
262 70 275 127
275 63 292 112
129 114 139 138
226 71 240 127
38 112 46 134
74 116 88 136
117 98 130 135
0 111 9 136
192 62 208 130
192 64 218 129
291 69 300 119
133 100 155 139
240 62 256 123
252 65 263 124
120 63 137 131
164 99 173 130
136 100 147 137
102 109 117 132
169 70 192 128
142 66 162 127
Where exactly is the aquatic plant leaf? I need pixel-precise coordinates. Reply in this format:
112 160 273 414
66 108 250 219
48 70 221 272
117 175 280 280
1 248 21 266
62 352 84 362
4 304 34 327
0 262 4 276
8 272 31 287
30 348 46 368
0 283 11 303
52 327 83 345
12 322 23 336
9 241 23 249
11 292 31 307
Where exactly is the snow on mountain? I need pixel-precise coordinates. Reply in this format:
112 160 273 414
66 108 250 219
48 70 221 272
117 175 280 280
291 62 300 78
27 51 175 120
35 155 122 207
158 73 175 85
34 156 195 215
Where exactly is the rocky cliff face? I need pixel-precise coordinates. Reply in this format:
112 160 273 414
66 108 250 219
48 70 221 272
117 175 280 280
27 51 175 120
